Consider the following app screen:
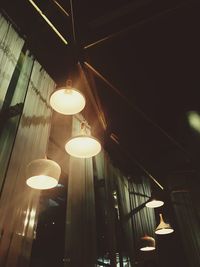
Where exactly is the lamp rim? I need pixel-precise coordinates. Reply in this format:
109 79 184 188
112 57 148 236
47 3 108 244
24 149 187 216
65 134 102 158
145 199 164 208
65 134 101 143
27 158 61 168
140 246 156 251
26 175 58 190
155 228 174 234
50 86 85 101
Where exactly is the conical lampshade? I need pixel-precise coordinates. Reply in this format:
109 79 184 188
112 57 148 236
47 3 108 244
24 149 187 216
140 235 156 251
26 159 61 190
145 199 164 208
155 214 174 235
50 80 85 115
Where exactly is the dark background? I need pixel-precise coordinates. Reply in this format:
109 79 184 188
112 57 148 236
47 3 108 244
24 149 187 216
1 0 200 266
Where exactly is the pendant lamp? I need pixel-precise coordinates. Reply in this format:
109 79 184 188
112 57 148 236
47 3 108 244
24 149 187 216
155 213 174 235
140 235 156 251
145 199 164 208
26 159 61 190
50 80 85 115
65 121 101 158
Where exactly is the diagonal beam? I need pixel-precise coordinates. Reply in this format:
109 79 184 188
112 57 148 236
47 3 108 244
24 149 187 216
84 2 186 50
84 61 191 162
52 0 70 17
27 0 68 45
78 62 107 130
110 133 164 190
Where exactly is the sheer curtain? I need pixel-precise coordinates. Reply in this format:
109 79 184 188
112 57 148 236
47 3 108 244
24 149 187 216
0 50 34 190
128 177 156 247
65 115 97 267
117 173 135 266
117 175 156 264
0 60 55 267
171 190 200 267
0 13 24 109
94 152 118 266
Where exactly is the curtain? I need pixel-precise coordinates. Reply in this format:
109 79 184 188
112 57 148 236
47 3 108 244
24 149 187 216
0 50 34 190
0 60 55 267
117 176 156 265
94 152 118 266
117 173 135 266
171 191 200 267
64 115 97 267
0 13 24 109
128 177 155 245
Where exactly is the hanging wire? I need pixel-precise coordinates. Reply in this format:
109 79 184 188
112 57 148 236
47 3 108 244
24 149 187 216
69 0 76 43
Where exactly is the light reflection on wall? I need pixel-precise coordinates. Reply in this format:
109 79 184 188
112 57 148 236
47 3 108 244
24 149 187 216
22 208 30 236
29 208 37 229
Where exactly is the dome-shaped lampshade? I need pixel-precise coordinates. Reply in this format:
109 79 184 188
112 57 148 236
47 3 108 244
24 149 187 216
155 214 174 235
50 80 85 115
26 159 61 190
65 135 101 158
140 235 156 251
145 199 164 208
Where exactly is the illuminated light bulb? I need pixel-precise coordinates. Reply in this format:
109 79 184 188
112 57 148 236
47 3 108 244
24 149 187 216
145 199 164 208
50 80 85 115
140 235 156 251
155 214 174 235
26 159 61 190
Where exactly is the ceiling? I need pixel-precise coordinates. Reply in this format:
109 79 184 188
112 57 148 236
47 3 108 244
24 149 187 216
1 0 200 189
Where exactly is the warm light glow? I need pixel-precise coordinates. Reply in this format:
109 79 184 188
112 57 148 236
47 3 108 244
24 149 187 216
140 246 156 251
187 111 200 133
26 175 58 190
155 213 174 235
140 235 155 251
65 135 101 158
155 228 174 235
50 88 85 115
145 199 164 208
26 159 61 190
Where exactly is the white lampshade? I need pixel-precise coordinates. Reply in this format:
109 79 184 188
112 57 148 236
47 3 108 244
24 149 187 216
145 199 164 208
155 214 174 235
26 159 61 190
50 81 85 115
140 235 156 251
65 135 101 158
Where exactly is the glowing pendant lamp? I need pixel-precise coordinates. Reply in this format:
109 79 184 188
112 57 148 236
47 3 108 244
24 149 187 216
145 199 164 208
155 214 174 235
65 121 101 158
26 159 61 190
140 235 156 251
50 80 85 115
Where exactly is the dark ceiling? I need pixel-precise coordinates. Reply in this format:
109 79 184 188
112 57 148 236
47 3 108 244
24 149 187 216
1 0 200 189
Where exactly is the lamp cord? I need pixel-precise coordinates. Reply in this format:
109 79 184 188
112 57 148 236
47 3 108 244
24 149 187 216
69 0 76 43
